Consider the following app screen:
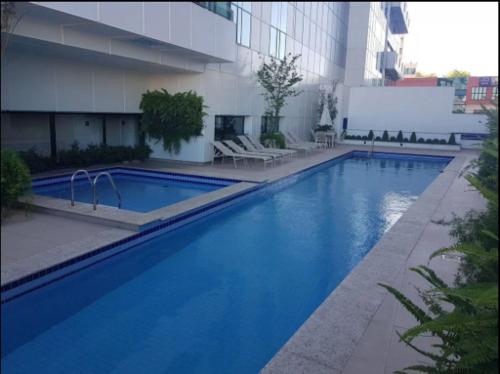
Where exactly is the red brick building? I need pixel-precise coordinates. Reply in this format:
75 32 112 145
388 76 498 113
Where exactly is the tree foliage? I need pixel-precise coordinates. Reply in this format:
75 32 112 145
380 104 498 373
1 1 22 59
447 70 471 78
1 149 31 218
140 89 206 154
256 53 303 119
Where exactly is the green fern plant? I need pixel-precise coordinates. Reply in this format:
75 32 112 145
380 104 498 373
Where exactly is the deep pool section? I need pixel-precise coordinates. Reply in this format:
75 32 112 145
1 154 450 374
33 169 232 212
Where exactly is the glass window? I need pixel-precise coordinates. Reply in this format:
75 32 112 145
492 87 498 100
471 87 487 100
279 3 287 32
232 3 251 47
279 31 286 59
215 116 245 141
269 27 277 57
271 2 280 28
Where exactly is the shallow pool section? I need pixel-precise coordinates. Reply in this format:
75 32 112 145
2 153 451 374
32 168 236 213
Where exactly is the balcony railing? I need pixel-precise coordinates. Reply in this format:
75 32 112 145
193 2 233 21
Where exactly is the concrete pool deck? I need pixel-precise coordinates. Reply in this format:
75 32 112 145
261 150 484 374
1 145 483 373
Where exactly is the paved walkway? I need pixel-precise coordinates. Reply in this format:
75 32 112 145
1 210 133 284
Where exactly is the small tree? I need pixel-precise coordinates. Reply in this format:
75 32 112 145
448 133 457 145
367 130 374 141
446 69 471 78
410 132 417 143
396 130 404 143
256 53 303 128
382 130 389 142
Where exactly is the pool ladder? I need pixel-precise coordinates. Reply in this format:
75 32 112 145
70 170 122 210
368 138 375 158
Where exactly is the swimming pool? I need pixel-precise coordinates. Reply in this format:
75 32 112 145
32 168 237 213
1 152 451 374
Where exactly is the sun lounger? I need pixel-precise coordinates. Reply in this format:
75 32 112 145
238 135 296 161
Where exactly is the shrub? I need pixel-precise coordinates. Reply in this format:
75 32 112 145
389 136 397 142
361 136 368 141
375 136 382 141
18 144 153 174
410 132 417 143
448 133 457 145
355 135 362 140
418 138 425 143
17 148 53 174
140 89 207 154
439 139 447 144
425 138 433 144
367 130 374 140
396 130 404 142
403 138 409 143
1 149 31 217
432 138 440 144
382 130 389 141
261 132 286 149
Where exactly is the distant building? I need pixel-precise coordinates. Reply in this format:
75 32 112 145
402 62 417 78
391 76 498 113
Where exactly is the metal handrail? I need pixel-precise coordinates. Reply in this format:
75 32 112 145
93 172 122 210
368 138 376 157
70 169 93 206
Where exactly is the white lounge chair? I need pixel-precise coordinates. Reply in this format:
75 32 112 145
287 131 322 150
223 139 282 164
281 132 314 153
211 141 244 168
238 135 296 161
221 140 274 168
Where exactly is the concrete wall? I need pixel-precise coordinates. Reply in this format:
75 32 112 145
27 2 236 63
346 86 489 137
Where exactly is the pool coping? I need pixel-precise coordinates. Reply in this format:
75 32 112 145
260 153 468 373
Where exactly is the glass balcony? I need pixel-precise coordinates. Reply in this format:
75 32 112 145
193 2 233 21
388 2 409 34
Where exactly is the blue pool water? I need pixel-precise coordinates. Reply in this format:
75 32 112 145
1 153 450 374
33 171 226 212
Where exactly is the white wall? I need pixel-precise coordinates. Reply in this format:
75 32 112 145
347 87 488 137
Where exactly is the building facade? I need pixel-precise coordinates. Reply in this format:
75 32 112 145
1 1 353 163
2 2 415 164
344 2 409 87
392 76 498 113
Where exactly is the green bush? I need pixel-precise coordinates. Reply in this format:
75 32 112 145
367 130 374 140
375 136 382 141
425 138 433 144
382 130 389 141
361 136 368 141
432 138 440 144
140 89 207 154
439 139 447 144
18 143 153 174
410 132 417 143
261 132 286 149
396 130 404 142
418 138 425 143
1 149 31 217
448 133 457 145
390 136 397 142
403 138 409 143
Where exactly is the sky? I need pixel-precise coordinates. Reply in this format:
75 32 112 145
403 2 499 76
